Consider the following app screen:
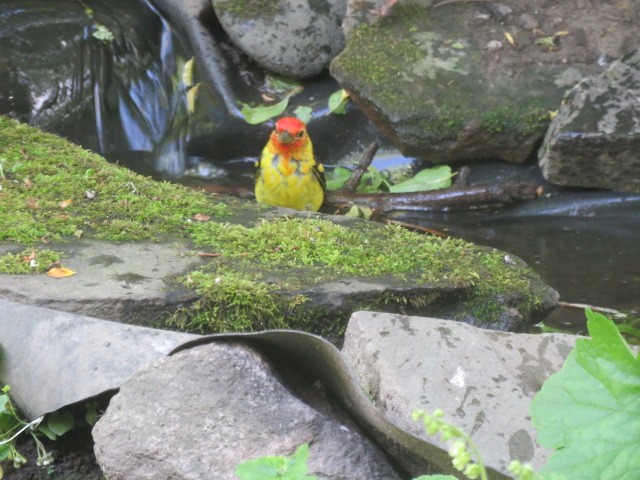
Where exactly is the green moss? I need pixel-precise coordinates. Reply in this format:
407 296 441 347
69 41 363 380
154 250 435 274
184 217 547 329
0 116 227 244
481 105 549 135
214 0 282 18
168 268 311 334
0 248 60 274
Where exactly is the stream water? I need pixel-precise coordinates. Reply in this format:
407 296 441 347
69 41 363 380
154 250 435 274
1 0 638 334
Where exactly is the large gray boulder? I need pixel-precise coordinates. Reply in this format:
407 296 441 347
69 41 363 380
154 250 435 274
212 0 348 78
331 0 640 164
342 311 578 475
539 50 640 193
93 342 401 480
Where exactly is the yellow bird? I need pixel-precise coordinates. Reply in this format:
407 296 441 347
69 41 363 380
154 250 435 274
255 117 325 211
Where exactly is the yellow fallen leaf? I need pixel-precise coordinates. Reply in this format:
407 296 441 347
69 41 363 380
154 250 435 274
22 250 36 263
182 57 195 87
47 267 76 278
186 84 201 114
504 32 515 47
60 198 73 208
554 30 570 37
549 110 559 119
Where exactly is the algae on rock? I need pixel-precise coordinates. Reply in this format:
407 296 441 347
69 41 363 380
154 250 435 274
0 117 557 336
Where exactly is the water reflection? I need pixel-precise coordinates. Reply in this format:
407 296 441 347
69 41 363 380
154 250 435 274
396 207 640 334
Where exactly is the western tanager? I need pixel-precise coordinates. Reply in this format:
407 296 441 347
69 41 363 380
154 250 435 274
255 117 325 211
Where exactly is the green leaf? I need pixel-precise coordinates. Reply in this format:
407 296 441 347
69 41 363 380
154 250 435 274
240 97 290 125
182 57 195 87
325 167 353 191
93 24 114 42
450 42 464 49
0 444 12 462
235 445 316 480
356 166 390 193
389 166 452 193
85 401 99 426
46 411 75 437
37 424 58 441
0 394 9 413
411 476 457 480
328 89 349 115
531 310 640 480
293 106 313 125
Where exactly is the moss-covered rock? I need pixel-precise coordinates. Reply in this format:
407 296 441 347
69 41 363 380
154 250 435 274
331 1 639 164
0 117 557 337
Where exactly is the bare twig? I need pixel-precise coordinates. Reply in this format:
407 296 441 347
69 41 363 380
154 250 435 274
385 219 449 237
341 141 380 193
433 0 496 8
558 301 627 318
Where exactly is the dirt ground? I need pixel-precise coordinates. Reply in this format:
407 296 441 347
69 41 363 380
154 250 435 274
3 424 104 480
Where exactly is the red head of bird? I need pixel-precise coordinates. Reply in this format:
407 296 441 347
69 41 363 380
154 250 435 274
270 117 308 154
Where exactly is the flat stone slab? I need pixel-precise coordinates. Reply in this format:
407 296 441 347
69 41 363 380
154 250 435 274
0 300 198 419
342 311 578 475
0 240 201 323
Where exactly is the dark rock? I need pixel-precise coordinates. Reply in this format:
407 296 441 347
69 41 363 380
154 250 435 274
212 0 348 79
93 342 401 479
539 50 640 192
331 0 640 164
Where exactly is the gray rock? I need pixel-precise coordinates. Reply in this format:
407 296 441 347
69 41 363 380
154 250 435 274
212 0 348 78
93 342 401 480
0 300 198 419
331 0 640 164
539 50 640 192
342 311 578 475
0 240 201 323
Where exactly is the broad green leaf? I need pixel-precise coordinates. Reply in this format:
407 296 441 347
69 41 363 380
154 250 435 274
283 444 316 479
328 89 349 115
93 24 114 42
531 310 640 480
240 98 290 125
37 424 58 441
389 166 452 193
236 454 288 479
46 410 75 437
294 106 313 125
325 167 352 191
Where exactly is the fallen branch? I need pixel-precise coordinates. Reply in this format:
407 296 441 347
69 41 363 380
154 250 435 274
325 183 542 213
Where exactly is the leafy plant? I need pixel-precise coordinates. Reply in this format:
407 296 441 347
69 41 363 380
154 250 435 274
325 165 453 193
530 309 640 480
236 443 317 480
0 386 52 471
0 386 97 474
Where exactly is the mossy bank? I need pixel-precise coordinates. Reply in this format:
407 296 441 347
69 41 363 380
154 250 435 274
0 117 557 336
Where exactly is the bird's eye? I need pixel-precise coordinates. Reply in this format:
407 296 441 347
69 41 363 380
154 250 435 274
296 131 304 138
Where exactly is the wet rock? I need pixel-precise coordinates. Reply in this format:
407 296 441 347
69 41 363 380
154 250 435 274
212 0 348 79
331 0 640 164
539 50 640 193
0 0 161 152
93 342 401 480
341 311 578 475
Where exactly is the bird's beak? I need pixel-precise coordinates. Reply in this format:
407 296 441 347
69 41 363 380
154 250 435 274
276 131 295 144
